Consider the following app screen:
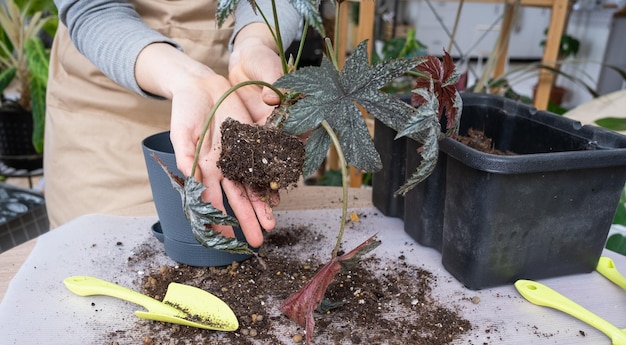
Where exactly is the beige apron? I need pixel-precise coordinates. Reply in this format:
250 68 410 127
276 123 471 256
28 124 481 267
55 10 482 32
45 0 234 228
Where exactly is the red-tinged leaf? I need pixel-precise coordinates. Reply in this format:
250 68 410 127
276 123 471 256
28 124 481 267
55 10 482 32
411 51 462 134
279 234 381 344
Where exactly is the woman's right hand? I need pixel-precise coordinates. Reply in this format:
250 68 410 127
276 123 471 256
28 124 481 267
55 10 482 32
134 43 276 248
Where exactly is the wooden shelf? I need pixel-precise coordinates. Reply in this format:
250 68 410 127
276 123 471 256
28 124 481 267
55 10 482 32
338 0 573 110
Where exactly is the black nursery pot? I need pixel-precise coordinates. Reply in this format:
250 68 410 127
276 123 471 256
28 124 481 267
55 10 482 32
142 131 252 267
439 93 626 290
402 140 447 252
0 104 42 171
372 93 412 218
372 118 406 218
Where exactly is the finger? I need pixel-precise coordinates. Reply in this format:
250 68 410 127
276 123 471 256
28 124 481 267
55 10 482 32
222 178 264 248
169 128 200 179
246 185 277 232
262 85 281 106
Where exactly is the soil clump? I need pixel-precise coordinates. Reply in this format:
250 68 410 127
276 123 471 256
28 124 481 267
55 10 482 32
455 128 516 156
218 118 305 199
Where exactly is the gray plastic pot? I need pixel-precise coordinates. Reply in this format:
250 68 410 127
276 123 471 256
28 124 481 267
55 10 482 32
142 131 252 267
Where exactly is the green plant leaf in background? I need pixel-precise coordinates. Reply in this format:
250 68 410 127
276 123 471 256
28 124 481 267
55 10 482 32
274 40 423 176
25 37 47 153
595 117 626 132
0 66 16 93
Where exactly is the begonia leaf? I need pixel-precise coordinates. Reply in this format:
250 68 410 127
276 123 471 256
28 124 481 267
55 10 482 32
279 234 380 345
274 40 423 174
151 153 254 255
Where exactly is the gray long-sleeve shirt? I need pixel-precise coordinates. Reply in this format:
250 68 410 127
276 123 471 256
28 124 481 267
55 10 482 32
54 0 300 96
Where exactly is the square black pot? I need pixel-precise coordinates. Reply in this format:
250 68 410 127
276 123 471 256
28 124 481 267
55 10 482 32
402 141 447 252
439 93 626 289
373 93 626 290
372 118 406 218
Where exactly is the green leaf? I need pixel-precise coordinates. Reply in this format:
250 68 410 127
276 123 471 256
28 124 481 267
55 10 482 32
595 117 626 132
394 85 442 195
0 66 16 93
395 84 439 140
395 124 440 196
151 153 254 255
275 40 423 172
25 37 47 153
302 126 331 177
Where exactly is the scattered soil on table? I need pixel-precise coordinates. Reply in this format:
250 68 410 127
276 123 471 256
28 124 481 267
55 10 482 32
107 223 473 345
218 118 306 201
455 128 516 156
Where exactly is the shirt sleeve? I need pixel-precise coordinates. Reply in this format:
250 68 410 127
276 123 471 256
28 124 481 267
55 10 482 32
55 0 302 97
55 0 179 96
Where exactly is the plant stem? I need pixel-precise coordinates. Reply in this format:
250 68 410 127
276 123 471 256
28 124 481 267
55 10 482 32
293 21 309 70
319 38 349 259
320 120 349 259
324 37 339 73
254 0 288 74
190 80 284 177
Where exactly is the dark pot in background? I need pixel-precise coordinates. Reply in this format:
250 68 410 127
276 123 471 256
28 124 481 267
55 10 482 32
142 131 252 267
371 118 406 218
439 93 626 289
373 93 626 290
371 93 412 218
402 140 447 252
0 103 42 171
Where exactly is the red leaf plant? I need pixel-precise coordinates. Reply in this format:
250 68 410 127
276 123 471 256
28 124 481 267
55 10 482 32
279 234 381 344
411 51 461 134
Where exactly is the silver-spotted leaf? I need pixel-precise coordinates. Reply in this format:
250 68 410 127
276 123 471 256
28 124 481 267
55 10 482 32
217 0 322 36
216 0 239 27
302 126 331 177
395 123 440 196
151 153 254 255
274 40 423 173
288 0 324 36
393 84 443 195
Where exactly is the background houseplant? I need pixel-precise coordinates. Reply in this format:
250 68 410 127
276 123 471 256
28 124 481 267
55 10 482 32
534 28 580 111
0 0 57 170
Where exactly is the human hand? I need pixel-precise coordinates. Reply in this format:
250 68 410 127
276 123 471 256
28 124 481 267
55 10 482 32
229 23 285 124
135 43 276 248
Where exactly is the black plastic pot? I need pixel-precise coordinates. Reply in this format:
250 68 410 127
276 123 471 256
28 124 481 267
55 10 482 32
371 94 412 218
0 103 42 171
402 140 447 252
142 131 252 267
439 93 626 289
372 118 406 218
373 93 626 290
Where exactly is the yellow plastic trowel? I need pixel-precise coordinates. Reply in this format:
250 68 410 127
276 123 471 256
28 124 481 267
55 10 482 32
596 256 626 291
64 275 238 331
515 279 626 345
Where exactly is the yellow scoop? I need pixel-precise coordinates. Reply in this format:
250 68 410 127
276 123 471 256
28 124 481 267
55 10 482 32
597 256 626 291
63 276 238 331
515 279 626 345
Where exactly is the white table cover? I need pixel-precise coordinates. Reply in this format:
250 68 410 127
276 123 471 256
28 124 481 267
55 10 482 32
0 208 625 344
